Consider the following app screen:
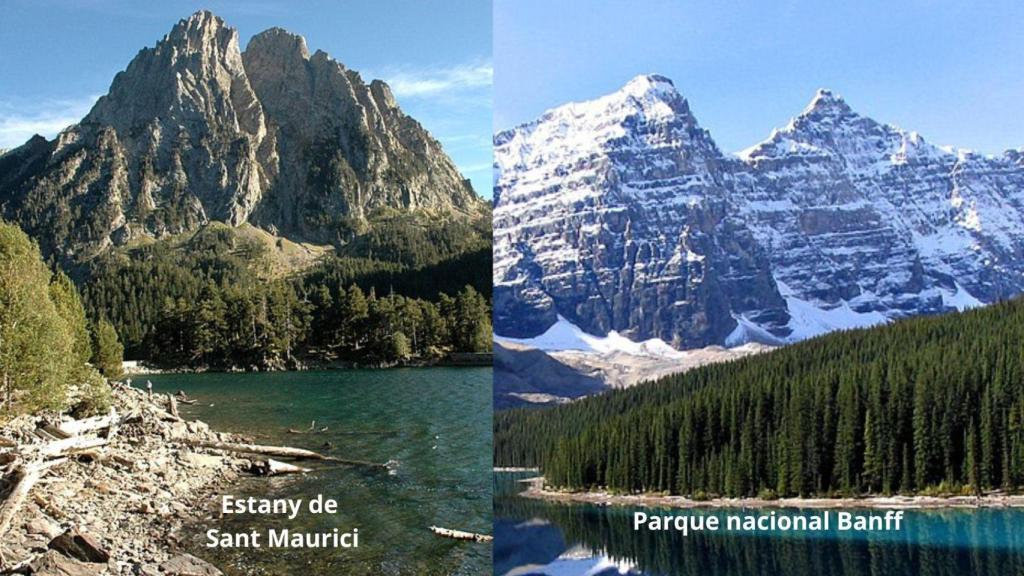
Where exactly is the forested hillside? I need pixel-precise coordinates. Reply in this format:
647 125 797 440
0 222 116 419
495 298 1024 497
82 223 492 370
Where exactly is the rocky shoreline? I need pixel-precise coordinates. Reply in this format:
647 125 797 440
0 383 284 575
520 477 1024 510
122 351 493 376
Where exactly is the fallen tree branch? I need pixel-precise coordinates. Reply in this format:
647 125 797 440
29 437 108 459
0 458 66 541
186 440 332 461
429 525 493 542
287 421 328 435
54 410 120 438
186 440 390 470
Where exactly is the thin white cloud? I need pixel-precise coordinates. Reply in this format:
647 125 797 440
0 95 99 149
381 61 492 99
458 162 495 174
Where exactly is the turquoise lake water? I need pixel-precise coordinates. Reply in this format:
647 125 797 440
494 471 1024 576
145 368 492 576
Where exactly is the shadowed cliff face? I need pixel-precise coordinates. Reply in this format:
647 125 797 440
241 27 481 246
494 76 1024 350
0 11 486 265
493 75 789 348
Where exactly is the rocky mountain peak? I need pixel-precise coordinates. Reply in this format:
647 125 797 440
1007 148 1024 166
787 88 860 132
246 27 310 64
496 73 705 178
369 79 398 110
494 74 788 345
619 74 679 100
0 11 485 266
82 9 257 136
805 88 849 111
495 74 1024 355
741 88 896 166
165 10 233 51
606 74 689 121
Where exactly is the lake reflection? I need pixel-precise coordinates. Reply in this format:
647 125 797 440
494 472 1024 576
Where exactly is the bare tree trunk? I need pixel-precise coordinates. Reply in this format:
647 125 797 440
0 458 66 540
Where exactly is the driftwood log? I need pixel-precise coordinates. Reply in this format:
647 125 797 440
0 458 66 540
287 421 328 435
29 437 108 460
185 440 390 470
251 459 311 476
429 525 493 542
54 410 120 438
174 391 197 405
168 395 179 419
186 440 332 461
0 413 118 546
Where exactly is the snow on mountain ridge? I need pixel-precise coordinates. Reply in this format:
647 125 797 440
493 74 693 182
494 75 1024 352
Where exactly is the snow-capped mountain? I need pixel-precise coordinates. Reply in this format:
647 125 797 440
494 75 1024 349
494 75 788 348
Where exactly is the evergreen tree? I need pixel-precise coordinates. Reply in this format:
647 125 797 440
341 284 369 350
496 297 1024 498
49 271 92 369
0 223 75 413
390 331 411 360
0 222 101 415
93 319 125 379
454 285 492 352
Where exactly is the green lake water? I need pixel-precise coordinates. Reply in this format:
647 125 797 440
495 471 1024 576
145 368 492 575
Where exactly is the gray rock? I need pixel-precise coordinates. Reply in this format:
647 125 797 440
493 342 606 409
494 75 789 348
494 75 1024 354
0 10 486 268
160 553 224 576
25 515 63 539
48 529 110 563
242 26 484 244
29 550 104 576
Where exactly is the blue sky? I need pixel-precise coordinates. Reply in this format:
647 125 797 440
495 0 1024 156
0 0 492 196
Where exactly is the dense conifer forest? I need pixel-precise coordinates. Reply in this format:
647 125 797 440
1 222 116 418
79 223 492 370
495 298 1024 497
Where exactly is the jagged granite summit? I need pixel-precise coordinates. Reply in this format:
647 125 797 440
0 11 485 263
494 76 1024 349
